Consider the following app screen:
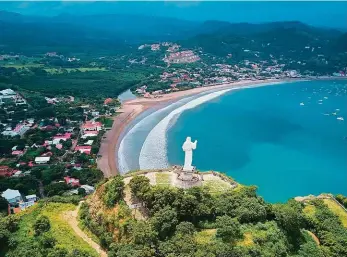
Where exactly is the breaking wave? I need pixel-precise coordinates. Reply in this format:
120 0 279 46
118 96 195 173
139 88 233 170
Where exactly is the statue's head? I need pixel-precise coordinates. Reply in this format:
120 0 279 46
186 137 191 142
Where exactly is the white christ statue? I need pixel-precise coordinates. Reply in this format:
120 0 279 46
182 137 197 171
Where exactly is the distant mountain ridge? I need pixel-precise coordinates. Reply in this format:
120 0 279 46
0 11 346 56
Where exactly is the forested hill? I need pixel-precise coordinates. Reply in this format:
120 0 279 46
1 10 346 55
180 20 347 74
0 11 198 53
0 12 126 54
182 20 346 57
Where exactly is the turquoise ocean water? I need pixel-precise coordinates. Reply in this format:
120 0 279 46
167 80 347 202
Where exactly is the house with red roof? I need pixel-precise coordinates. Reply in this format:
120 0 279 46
0 166 14 177
64 176 80 187
104 98 113 105
82 121 102 132
12 150 24 156
75 145 92 155
56 144 63 150
53 133 71 145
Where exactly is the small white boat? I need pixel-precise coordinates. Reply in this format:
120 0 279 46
336 109 340 111
332 112 337 116
337 117 344 121
324 97 328 99
300 102 304 106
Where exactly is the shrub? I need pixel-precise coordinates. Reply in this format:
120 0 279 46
33 215 51 236
103 175 124 208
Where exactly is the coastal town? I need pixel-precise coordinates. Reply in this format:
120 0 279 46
1 37 347 215
1 2 347 257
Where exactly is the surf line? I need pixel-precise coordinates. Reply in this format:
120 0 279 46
139 88 233 170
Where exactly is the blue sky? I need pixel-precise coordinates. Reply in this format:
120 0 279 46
1 1 346 29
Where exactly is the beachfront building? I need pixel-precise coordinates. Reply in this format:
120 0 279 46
81 131 99 138
82 121 102 132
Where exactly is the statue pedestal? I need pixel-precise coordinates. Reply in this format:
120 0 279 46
174 166 202 189
181 171 193 181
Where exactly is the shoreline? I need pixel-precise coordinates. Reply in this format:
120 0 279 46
97 77 340 177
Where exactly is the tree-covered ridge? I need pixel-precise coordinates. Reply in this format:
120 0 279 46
78 174 347 257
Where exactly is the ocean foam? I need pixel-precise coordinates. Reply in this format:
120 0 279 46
118 96 195 173
120 81 285 173
139 88 233 170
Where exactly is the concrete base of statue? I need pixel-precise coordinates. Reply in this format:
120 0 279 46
181 171 193 181
174 166 202 189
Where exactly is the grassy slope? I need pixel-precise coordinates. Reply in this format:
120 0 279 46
155 173 171 186
11 202 98 256
323 198 347 227
202 180 231 194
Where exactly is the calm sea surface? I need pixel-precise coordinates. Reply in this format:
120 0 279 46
167 80 347 202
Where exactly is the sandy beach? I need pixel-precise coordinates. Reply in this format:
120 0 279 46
97 79 294 177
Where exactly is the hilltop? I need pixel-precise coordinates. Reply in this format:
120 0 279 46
1 169 347 256
79 170 347 257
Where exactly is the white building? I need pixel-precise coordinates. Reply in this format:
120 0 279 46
1 189 22 204
2 128 18 137
0 89 17 105
68 185 95 195
0 89 16 96
81 185 95 194
35 156 51 164
13 124 30 136
25 194 37 202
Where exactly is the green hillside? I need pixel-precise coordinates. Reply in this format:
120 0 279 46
77 173 347 257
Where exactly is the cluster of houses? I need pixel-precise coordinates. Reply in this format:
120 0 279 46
135 85 166 98
44 51 81 63
163 50 200 64
138 42 181 53
45 96 75 104
2 122 32 137
0 90 112 215
0 88 27 106
1 180 95 214
1 188 37 214
0 54 20 60
138 44 161 51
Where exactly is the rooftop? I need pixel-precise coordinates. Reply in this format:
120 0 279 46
1 189 21 200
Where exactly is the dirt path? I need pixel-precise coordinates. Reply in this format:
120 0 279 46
305 230 320 245
62 203 107 257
